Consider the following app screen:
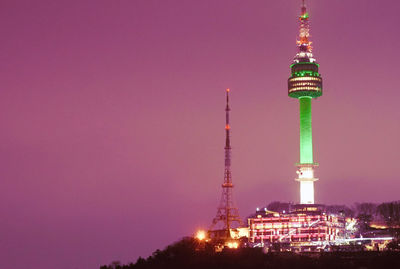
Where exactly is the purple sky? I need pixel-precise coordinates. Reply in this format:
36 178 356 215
1 0 400 268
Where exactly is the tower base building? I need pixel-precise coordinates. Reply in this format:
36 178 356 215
248 205 345 251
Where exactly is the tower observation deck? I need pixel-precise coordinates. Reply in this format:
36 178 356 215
288 0 323 204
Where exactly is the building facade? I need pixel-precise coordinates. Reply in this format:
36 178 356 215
248 205 345 251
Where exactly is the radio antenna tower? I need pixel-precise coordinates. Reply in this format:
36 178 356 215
210 89 243 233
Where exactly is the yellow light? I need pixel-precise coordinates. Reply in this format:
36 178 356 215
227 241 238 249
195 230 206 241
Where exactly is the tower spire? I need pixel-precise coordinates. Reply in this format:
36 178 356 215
211 89 242 234
296 0 314 61
225 88 231 161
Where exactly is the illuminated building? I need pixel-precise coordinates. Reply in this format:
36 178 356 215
289 0 323 204
248 205 345 251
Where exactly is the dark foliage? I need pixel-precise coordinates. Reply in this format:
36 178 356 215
377 201 400 226
325 204 354 217
267 201 291 213
100 237 400 269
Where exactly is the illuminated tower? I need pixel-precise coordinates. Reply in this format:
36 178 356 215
211 89 243 233
288 0 323 204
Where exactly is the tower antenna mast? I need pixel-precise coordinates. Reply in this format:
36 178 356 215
210 89 243 234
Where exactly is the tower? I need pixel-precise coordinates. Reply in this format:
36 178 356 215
211 89 243 233
288 0 323 204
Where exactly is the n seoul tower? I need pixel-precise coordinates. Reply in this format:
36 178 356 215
288 0 323 204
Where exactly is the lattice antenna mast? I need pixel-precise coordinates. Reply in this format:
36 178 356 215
211 89 243 232
298 0 312 53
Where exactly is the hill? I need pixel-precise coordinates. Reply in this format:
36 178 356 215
100 237 400 269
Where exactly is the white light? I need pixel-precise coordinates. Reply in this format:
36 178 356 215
299 169 314 179
300 181 314 204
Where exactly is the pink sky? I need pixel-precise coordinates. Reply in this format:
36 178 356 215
1 0 400 268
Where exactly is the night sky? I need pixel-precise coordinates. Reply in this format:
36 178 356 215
1 0 400 268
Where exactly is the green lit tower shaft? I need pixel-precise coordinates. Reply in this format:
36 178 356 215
299 97 313 164
288 0 323 204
